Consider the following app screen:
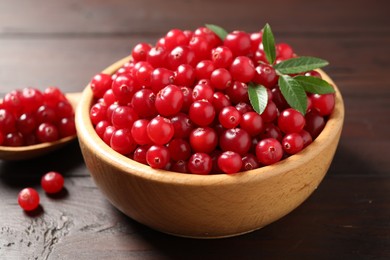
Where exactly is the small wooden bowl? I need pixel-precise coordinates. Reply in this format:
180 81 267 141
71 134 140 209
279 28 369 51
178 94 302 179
75 56 344 238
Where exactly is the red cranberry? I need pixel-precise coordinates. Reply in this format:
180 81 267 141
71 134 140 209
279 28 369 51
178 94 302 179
253 64 278 88
211 46 233 68
218 106 241 129
187 152 212 175
218 151 242 174
18 188 40 211
132 43 152 62
147 116 174 145
304 109 325 139
189 100 215 126
41 171 64 194
255 138 283 165
223 31 251 56
146 145 170 169
311 93 335 116
219 128 251 156
155 84 184 116
282 133 304 154
278 108 305 134
229 56 255 83
167 138 191 161
189 127 218 154
110 128 137 155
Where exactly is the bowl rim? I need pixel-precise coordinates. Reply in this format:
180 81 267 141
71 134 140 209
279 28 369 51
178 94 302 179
76 55 345 187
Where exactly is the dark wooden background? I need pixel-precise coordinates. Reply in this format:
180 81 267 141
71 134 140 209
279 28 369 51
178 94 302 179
1 0 389 259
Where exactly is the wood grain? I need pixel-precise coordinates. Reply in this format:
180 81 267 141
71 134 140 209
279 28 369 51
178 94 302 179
0 0 389 258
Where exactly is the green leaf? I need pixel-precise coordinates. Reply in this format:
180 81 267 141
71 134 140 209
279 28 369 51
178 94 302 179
278 75 307 114
274 56 329 74
294 75 335 94
205 24 228 41
262 23 276 65
248 83 268 115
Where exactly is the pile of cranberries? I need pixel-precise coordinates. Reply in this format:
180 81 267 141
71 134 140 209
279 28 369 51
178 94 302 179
0 87 76 147
89 27 335 175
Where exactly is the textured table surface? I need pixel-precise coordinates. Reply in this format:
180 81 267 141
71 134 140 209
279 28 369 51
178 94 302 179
0 0 389 259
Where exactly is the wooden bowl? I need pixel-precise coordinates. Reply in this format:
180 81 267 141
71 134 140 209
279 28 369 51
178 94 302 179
75 56 344 238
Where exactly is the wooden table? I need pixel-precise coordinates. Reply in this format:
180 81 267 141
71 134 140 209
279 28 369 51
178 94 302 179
1 0 389 259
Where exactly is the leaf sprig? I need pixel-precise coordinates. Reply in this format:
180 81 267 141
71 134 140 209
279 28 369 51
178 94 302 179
207 23 335 115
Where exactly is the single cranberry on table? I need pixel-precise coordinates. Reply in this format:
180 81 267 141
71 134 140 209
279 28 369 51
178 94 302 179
18 188 40 211
41 171 64 194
